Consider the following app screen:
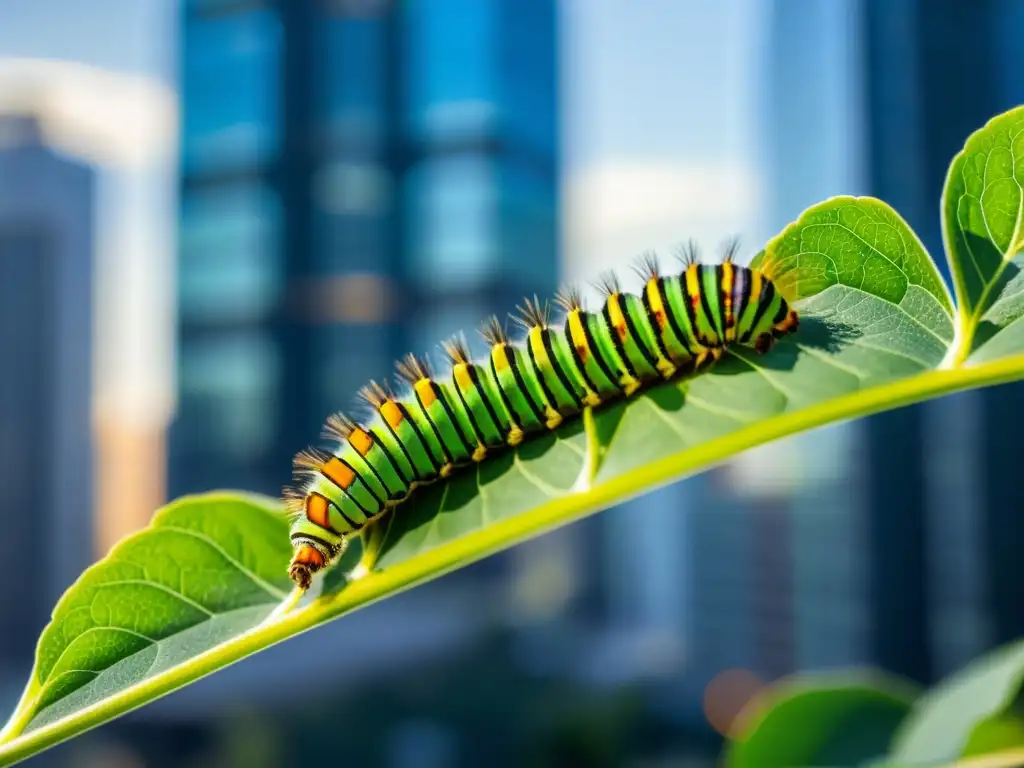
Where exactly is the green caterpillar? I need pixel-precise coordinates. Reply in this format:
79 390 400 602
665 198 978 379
285 243 799 589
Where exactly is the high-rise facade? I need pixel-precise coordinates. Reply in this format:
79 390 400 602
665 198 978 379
0 115 95 665
746 0 1024 689
860 0 1024 682
171 0 560 515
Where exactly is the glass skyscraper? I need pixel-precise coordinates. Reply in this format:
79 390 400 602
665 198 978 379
0 115 96 667
171 0 560 510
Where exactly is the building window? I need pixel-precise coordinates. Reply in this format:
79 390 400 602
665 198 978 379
179 184 282 323
498 2 558 158
497 160 557 288
313 160 393 274
178 332 280 463
182 9 281 173
313 324 392 416
402 0 497 142
319 15 387 150
405 154 497 290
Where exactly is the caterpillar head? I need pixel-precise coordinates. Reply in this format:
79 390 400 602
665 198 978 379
744 249 800 354
284 449 348 589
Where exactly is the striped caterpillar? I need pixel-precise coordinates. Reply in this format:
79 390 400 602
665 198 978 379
284 242 799 589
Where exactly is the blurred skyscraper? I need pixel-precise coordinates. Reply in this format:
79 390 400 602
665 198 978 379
0 114 95 665
742 0 1024 689
167 0 562 730
171 0 559 508
859 0 1024 681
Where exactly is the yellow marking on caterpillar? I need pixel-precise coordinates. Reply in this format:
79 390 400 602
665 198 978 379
472 443 487 462
721 261 735 341
655 357 676 379
582 391 602 407
381 400 403 428
414 378 437 407
322 457 356 490
645 280 667 330
492 343 511 372
567 310 590 362
507 425 524 446
607 294 628 341
528 327 548 365
545 407 563 430
453 363 474 390
685 264 702 308
749 269 763 305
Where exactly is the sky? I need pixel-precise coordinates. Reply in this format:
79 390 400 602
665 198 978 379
0 0 871 660
0 0 774 427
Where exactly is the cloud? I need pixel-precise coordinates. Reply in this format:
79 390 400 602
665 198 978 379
0 57 177 169
563 161 762 282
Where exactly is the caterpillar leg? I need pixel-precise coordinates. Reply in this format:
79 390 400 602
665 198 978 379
694 348 722 372
289 536 348 590
754 333 775 354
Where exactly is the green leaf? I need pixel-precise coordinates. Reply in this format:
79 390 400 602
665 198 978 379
9 190 1024 765
724 672 918 768
943 104 1024 364
889 640 1024 765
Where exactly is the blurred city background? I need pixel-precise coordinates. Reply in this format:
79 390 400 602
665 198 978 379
0 0 1021 765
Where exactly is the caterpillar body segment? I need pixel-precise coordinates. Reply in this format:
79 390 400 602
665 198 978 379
286 250 800 589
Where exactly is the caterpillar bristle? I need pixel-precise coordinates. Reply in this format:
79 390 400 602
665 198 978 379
293 446 333 474
322 412 356 442
593 271 621 299
673 239 701 267
440 333 472 365
480 314 509 346
282 228 805 592
721 235 742 264
396 352 433 384
631 250 661 282
282 484 307 517
358 379 392 408
513 295 550 331
554 285 583 313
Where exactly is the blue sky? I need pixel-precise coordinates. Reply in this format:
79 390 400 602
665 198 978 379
0 0 176 83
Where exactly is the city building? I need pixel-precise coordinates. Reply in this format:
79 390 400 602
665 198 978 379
168 0 563 724
172 0 560 508
0 114 95 665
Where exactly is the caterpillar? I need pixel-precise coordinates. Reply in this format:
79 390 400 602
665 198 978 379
284 242 799 589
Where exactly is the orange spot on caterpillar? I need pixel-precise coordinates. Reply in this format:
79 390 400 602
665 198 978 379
381 400 403 427
414 378 437 407
292 544 325 568
306 493 334 530
349 428 373 456
322 457 356 490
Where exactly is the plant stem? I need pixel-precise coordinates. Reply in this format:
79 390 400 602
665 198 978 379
4 353 1024 765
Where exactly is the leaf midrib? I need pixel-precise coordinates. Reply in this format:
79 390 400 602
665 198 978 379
5 352 1024 767
949 127 1024 365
